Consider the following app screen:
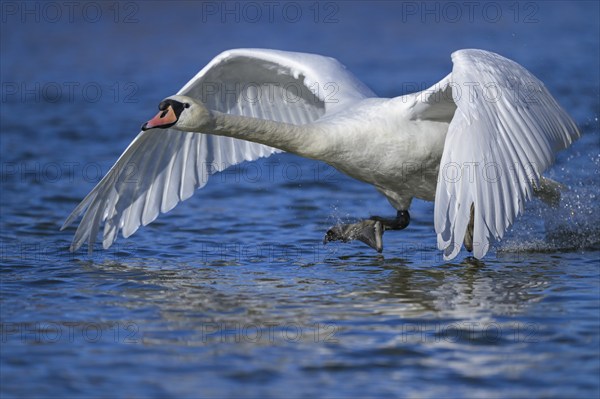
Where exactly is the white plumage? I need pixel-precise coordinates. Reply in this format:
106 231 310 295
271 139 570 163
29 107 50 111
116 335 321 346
62 48 579 259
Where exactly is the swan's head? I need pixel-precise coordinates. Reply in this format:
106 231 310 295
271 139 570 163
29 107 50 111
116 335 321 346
141 95 212 132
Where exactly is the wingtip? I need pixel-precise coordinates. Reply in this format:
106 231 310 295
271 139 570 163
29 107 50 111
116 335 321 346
67 241 93 255
443 245 461 261
473 246 488 260
68 240 79 253
60 218 72 231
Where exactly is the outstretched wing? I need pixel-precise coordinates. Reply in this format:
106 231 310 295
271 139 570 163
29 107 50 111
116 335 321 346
414 49 579 260
62 49 376 253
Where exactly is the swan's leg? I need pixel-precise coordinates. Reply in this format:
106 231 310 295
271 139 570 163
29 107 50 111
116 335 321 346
323 211 410 253
370 210 410 231
464 204 474 253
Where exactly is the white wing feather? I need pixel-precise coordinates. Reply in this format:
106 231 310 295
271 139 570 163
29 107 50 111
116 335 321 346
62 49 375 252
431 49 579 259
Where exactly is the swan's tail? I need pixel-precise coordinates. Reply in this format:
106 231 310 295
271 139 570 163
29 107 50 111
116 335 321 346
533 177 566 208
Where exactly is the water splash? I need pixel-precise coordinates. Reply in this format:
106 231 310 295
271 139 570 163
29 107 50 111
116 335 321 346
499 152 600 254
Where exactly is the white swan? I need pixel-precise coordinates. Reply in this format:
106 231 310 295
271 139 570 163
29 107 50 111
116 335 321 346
62 48 579 260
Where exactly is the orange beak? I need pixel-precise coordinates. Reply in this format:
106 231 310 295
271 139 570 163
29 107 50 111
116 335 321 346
141 105 178 131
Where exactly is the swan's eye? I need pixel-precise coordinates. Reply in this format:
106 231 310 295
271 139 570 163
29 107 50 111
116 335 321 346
184 103 190 109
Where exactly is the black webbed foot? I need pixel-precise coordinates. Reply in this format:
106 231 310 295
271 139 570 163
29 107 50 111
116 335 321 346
323 220 384 252
323 210 410 252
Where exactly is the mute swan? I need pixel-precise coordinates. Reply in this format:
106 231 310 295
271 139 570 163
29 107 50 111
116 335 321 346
61 48 579 260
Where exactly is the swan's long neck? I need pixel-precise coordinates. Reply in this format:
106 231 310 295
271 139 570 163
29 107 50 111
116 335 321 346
204 111 326 159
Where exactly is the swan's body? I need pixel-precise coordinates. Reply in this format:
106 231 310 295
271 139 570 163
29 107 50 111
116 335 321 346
309 98 448 208
62 49 579 259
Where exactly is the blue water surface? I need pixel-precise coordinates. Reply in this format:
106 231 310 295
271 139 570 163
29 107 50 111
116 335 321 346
1 1 599 398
